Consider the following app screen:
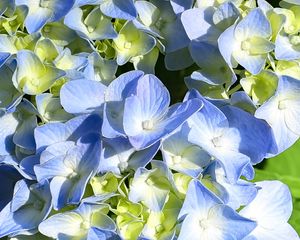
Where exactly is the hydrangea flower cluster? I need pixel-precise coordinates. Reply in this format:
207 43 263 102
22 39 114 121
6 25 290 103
0 0 300 239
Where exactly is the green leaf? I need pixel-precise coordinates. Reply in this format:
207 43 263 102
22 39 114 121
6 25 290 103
265 139 300 178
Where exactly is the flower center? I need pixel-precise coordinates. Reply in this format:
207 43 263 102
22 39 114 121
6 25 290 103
146 177 155 186
155 224 164 233
199 219 210 230
118 161 128 172
68 170 80 181
241 39 251 52
278 99 288 110
81 220 90 230
142 120 154 130
124 41 132 49
211 136 222 148
39 0 51 8
172 155 182 165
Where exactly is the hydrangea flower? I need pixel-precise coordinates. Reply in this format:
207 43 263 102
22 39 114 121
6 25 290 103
255 75 300 155
177 180 256 240
218 8 274 74
186 90 275 182
0 0 299 239
39 202 118 239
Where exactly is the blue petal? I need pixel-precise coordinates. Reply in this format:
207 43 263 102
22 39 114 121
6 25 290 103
0 180 52 237
235 8 271 39
24 8 52 34
34 155 69 182
50 176 73 210
170 0 193 14
221 105 277 164
34 122 69 152
60 79 106 115
0 52 10 68
102 71 144 138
240 181 297 238
181 7 220 41
0 165 22 211
0 112 19 156
48 0 75 22
100 0 137 20
275 31 300 60
124 97 202 150
88 227 122 240
19 154 40 180
218 24 237 68
13 115 37 151
178 179 223 220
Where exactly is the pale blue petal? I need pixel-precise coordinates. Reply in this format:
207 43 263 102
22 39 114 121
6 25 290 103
34 155 69 182
275 32 300 60
178 179 222 220
66 114 102 141
105 70 143 101
34 122 69 152
207 205 256 239
235 8 271 39
170 0 193 14
60 79 106 115
74 0 101 7
0 52 10 68
24 8 52 34
13 115 37 151
135 74 170 120
50 176 73 210
88 228 122 240
0 165 21 211
38 211 84 239
48 0 75 22
0 112 19 155
124 98 202 150
102 71 143 137
181 7 220 41
213 2 240 30
19 154 40 180
10 179 31 212
100 0 137 20
232 50 267 75
218 24 237 68
221 105 277 164
240 181 293 227
128 141 160 171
